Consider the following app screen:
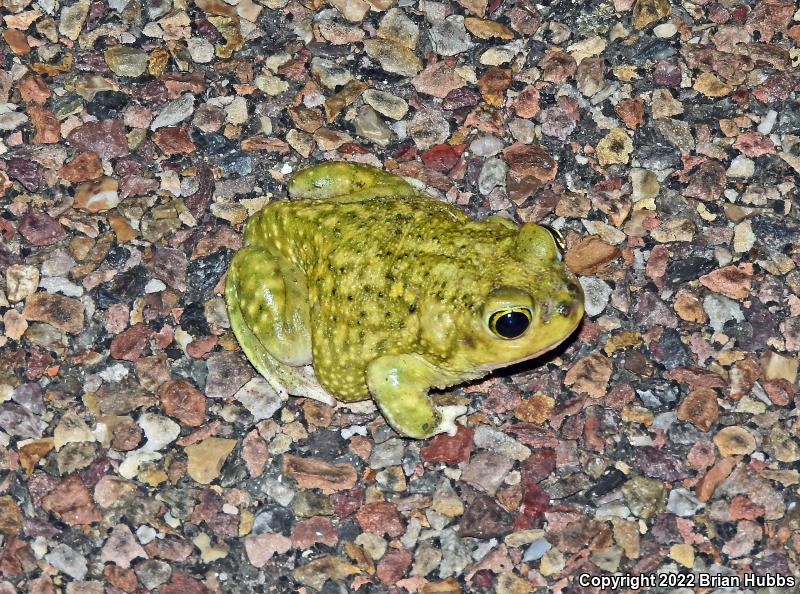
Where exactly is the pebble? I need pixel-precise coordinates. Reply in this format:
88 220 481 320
353 106 393 147
596 128 633 165
578 277 611 317
138 413 180 451
430 16 474 56
676 388 718 432
378 7 419 48
407 109 450 150
621 476 665 519
67 120 129 159
234 377 285 421
478 157 507 195
703 294 744 332
363 39 422 77
58 0 90 39
666 487 705 517
469 134 504 157
23 292 84 333
100 524 148 568
205 351 253 399
185 437 237 484
462 452 513 494
150 94 195 130
187 37 214 63
6 264 39 302
714 426 756 457
74 176 120 212
104 46 149 77
45 544 88 580
726 155 755 178
632 0 671 29
473 425 529 461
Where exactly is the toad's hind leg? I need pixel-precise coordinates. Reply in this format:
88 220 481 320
288 162 417 201
225 246 334 405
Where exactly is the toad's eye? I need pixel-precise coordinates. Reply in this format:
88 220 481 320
540 224 565 259
489 308 532 339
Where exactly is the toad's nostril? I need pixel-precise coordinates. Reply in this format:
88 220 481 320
540 301 552 322
557 302 572 317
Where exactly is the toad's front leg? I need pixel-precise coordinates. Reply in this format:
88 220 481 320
366 354 467 439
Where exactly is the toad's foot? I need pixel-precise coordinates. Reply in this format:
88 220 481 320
366 354 466 439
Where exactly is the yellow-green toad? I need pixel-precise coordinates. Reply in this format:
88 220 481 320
225 162 584 438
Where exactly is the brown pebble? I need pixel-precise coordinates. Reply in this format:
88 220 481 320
676 388 719 432
159 380 207 427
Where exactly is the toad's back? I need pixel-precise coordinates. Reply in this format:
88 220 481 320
242 195 518 399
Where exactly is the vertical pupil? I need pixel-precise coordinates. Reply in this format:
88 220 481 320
495 311 529 338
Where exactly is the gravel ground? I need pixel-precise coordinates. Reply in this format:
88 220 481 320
1 0 800 591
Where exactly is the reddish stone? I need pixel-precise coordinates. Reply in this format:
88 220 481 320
331 487 365 518
695 456 736 502
503 423 559 448
460 494 514 538
376 549 412 584
23 293 84 334
477 67 512 107
161 571 211 594
539 50 577 84
732 130 775 157
18 75 50 104
5 157 41 191
143 538 193 562
420 425 474 464
186 336 217 359
110 323 152 361
152 126 196 155
190 489 238 538
503 143 557 181
521 449 556 484
421 144 460 173
2 30 29 55
355 501 405 537
676 388 719 432
708 3 730 23
104 565 138 593
666 367 727 389
291 516 338 549
508 0 542 35
510 84 540 118
763 379 792 406
59 152 103 183
576 57 605 96
111 419 142 451
729 494 765 520
29 576 55 594
28 106 60 144
699 263 753 300
66 119 129 160
283 454 357 494
731 5 749 23
242 430 268 477
653 57 682 87
160 380 206 427
614 97 645 128
684 160 726 201
472 569 494 588
41 475 101 526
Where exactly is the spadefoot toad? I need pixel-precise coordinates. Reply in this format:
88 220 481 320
225 162 584 438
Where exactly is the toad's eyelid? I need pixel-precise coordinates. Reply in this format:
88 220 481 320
540 224 565 260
